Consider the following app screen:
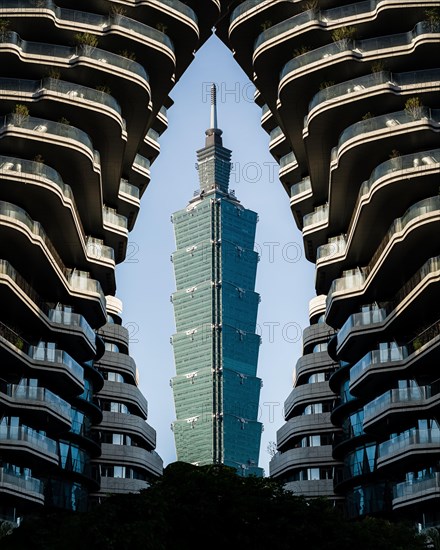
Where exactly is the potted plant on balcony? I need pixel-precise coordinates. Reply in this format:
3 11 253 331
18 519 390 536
425 8 440 32
13 104 29 127
0 19 10 40
404 97 423 120
74 32 99 57
332 26 356 51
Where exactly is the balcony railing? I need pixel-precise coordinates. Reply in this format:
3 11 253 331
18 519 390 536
269 126 284 143
133 155 151 172
0 425 58 455
6 383 71 419
0 466 43 495
393 473 440 500
331 108 440 162
102 206 128 229
364 386 433 422
279 151 297 169
231 0 275 23
119 179 140 199
345 149 440 240
0 200 105 300
30 344 84 381
86 237 115 261
308 68 440 114
317 235 347 260
48 308 96 344
337 307 387 347
2 113 96 158
281 21 440 81
379 429 440 459
350 346 408 385
303 203 328 228
0 31 149 83
290 177 312 198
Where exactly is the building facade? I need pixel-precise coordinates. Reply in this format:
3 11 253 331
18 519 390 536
215 0 440 527
0 0 224 524
170 85 263 476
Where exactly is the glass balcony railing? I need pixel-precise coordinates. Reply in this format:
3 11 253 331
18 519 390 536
331 108 440 162
0 200 105 300
346 149 440 239
379 429 440 459
0 466 43 495
102 206 128 230
0 31 149 83
0 425 57 456
269 126 284 144
0 154 115 264
337 307 387 347
317 235 347 260
290 177 312 198
119 179 140 199
231 0 268 23
67 269 105 299
30 344 84 381
328 197 440 302
6 383 71 419
308 68 440 114
48 308 96 344
394 472 440 500
279 151 297 169
364 386 433 422
350 346 409 384
133 154 151 172
0 153 73 201
303 203 328 228
281 21 440 81
2 113 96 157
86 237 115 261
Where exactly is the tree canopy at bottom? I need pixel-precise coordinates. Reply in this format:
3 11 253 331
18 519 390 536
1 462 429 550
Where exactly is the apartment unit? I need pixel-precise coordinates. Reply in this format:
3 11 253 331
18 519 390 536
216 0 440 526
170 85 263 477
0 0 223 523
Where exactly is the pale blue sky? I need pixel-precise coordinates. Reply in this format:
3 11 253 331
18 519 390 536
116 35 316 475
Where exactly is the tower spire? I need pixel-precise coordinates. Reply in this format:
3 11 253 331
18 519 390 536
210 83 218 130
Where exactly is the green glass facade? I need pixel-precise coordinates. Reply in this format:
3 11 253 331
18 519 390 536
170 89 263 476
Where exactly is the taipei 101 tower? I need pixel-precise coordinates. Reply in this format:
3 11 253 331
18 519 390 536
170 84 263 476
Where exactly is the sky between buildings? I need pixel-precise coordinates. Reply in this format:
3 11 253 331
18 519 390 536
116 34 316 475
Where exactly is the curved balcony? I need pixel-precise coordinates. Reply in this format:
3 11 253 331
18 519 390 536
269 126 289 160
276 411 334 450
98 380 148 419
284 381 332 420
0 425 58 466
326 198 440 325
100 411 156 450
350 321 440 396
95 351 137 384
0 30 150 89
378 429 440 470
270 444 335 477
0 155 116 288
316 149 440 292
393 473 440 510
98 443 162 476
0 319 85 394
364 385 440 432
337 306 387 355
0 260 99 359
1 383 71 427
293 351 337 387
130 154 151 191
118 179 140 230
302 322 334 353
0 466 44 505
97 323 130 353
0 200 106 309
94 476 149 495
279 150 300 188
284 478 340 499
